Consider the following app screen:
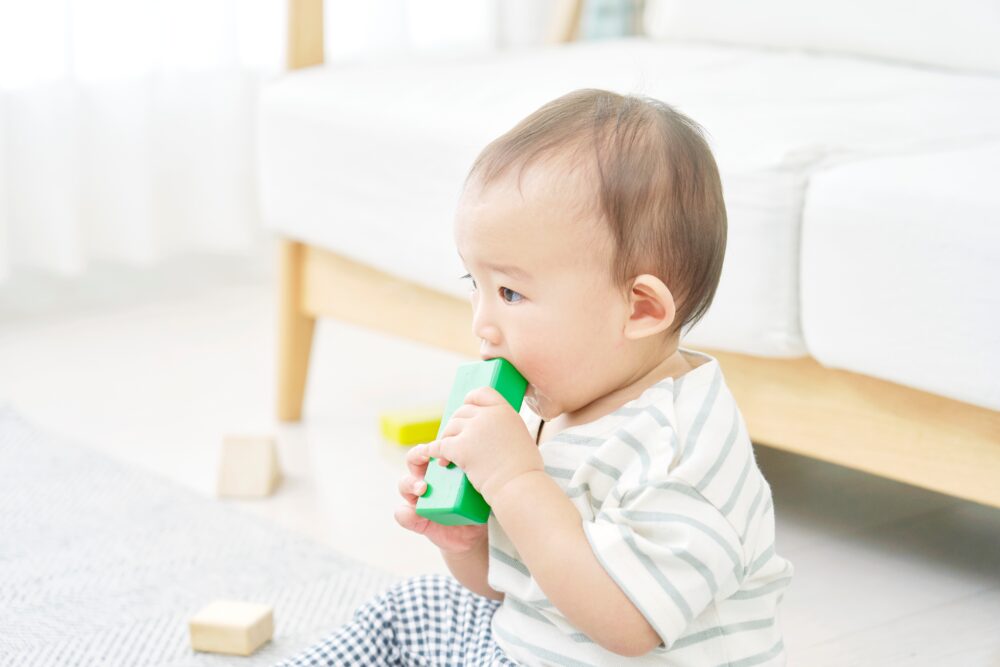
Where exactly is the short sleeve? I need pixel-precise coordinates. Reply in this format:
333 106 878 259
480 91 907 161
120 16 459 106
582 473 745 649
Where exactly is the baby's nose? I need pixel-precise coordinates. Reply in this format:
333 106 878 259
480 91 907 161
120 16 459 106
472 319 501 348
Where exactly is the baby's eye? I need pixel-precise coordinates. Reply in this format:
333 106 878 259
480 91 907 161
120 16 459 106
460 273 522 304
500 287 523 304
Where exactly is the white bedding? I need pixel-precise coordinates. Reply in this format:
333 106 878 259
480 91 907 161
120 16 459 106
258 38 1000 361
801 144 1000 411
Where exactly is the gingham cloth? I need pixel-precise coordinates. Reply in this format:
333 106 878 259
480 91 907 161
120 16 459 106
274 574 520 667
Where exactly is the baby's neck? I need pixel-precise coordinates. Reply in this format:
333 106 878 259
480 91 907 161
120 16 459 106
551 344 696 432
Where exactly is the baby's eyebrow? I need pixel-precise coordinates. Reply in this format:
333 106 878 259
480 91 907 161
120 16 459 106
486 263 531 280
458 252 532 281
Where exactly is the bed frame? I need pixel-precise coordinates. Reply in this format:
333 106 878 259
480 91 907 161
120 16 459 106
276 0 1000 509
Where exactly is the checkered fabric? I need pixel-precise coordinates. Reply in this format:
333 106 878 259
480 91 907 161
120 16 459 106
274 574 520 667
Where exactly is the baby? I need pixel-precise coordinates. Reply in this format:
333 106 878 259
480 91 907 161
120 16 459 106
279 89 793 666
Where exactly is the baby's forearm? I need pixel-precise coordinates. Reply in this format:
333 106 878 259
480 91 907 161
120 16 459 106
440 536 504 601
490 471 661 657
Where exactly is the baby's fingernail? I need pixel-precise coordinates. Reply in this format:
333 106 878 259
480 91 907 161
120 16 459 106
413 481 424 492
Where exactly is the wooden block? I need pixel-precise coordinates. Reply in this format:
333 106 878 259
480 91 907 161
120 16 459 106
379 408 443 446
189 599 274 656
217 436 282 498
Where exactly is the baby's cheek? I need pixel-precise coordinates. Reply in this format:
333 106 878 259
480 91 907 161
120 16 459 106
514 333 566 415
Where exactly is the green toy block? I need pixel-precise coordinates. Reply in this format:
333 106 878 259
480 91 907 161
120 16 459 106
415 358 527 525
379 408 443 446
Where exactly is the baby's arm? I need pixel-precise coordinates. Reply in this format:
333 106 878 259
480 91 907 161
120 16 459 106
491 472 662 657
441 534 504 601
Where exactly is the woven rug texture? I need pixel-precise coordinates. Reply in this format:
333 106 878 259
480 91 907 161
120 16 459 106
0 404 400 666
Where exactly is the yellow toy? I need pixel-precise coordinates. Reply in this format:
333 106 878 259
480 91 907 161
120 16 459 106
379 408 443 446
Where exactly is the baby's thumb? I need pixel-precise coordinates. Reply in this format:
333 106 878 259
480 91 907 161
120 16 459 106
394 504 429 535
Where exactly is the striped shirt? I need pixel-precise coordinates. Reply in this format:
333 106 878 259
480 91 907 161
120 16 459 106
487 348 793 666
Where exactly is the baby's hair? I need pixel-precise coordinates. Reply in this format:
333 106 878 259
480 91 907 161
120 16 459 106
466 88 727 339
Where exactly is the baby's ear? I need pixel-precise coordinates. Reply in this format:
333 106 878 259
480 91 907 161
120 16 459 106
622 274 676 340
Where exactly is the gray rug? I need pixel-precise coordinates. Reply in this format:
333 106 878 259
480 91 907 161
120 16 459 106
0 404 400 666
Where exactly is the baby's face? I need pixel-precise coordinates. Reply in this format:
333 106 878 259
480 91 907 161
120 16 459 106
454 163 630 422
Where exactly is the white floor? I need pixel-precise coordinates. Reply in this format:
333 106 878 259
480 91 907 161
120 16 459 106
2 249 998 666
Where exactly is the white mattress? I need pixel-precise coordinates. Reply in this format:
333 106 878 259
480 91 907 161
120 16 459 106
257 38 1000 359
801 143 1000 411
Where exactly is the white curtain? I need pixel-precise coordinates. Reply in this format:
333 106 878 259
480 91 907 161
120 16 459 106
0 0 551 285
0 0 287 284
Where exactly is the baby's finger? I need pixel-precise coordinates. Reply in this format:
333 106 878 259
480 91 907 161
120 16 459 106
427 436 460 469
405 443 430 477
438 415 467 439
426 438 446 460
449 404 476 420
464 386 504 406
397 475 427 504
406 442 429 462
394 504 429 534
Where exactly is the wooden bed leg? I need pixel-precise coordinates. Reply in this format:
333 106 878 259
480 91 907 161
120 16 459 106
276 239 315 422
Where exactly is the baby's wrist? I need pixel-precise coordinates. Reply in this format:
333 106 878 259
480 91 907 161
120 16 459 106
438 531 488 558
488 468 547 511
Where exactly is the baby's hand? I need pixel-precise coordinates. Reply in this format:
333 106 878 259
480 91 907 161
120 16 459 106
394 442 488 554
425 387 542 505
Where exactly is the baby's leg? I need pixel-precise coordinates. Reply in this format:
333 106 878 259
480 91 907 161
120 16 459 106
274 573 515 667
